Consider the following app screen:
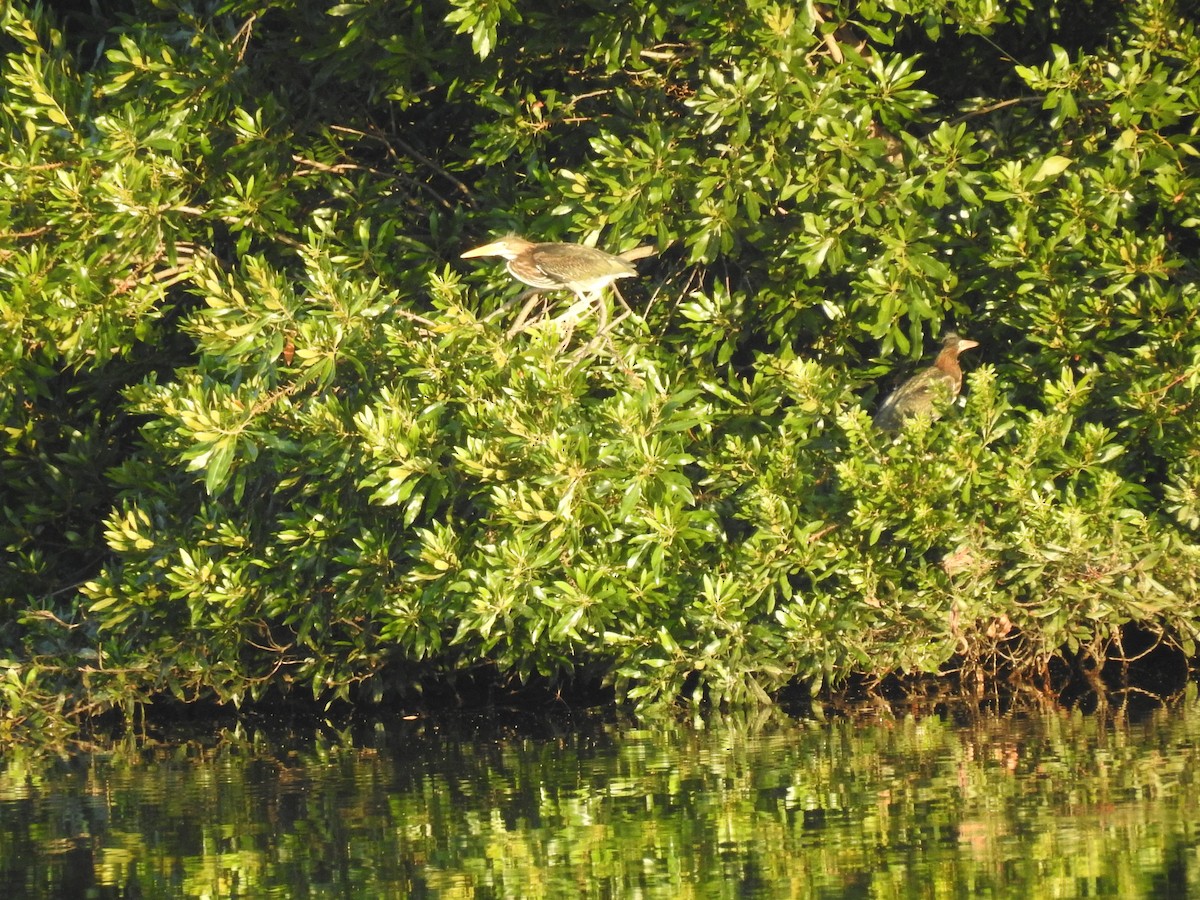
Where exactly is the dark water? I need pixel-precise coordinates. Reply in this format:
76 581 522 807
2 700 1198 898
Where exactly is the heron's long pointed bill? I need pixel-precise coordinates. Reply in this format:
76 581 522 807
460 241 509 259
958 339 980 351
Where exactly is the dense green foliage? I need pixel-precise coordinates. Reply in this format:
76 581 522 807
2 0 1199 737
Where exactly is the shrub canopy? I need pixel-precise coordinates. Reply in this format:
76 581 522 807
2 0 1199 736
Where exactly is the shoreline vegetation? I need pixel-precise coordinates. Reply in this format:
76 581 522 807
3 0 1200 746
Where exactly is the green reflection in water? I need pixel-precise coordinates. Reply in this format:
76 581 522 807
1 703 1198 898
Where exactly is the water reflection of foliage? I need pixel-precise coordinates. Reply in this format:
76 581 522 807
2 703 1199 897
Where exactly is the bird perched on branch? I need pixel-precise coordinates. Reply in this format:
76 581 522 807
461 235 651 302
461 235 655 341
874 333 979 431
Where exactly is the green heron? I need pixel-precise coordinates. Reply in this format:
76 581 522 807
874 333 979 431
462 236 653 340
461 235 648 300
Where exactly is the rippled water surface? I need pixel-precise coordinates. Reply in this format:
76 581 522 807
2 701 1198 898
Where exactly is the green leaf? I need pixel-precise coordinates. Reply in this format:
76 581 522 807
1030 155 1073 183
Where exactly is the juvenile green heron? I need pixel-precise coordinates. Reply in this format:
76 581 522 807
461 236 648 300
874 333 979 431
462 236 653 340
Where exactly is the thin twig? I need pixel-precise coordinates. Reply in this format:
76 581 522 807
232 14 257 63
946 96 1036 125
391 306 439 329
484 287 540 323
331 124 475 205
0 226 50 240
506 291 551 337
